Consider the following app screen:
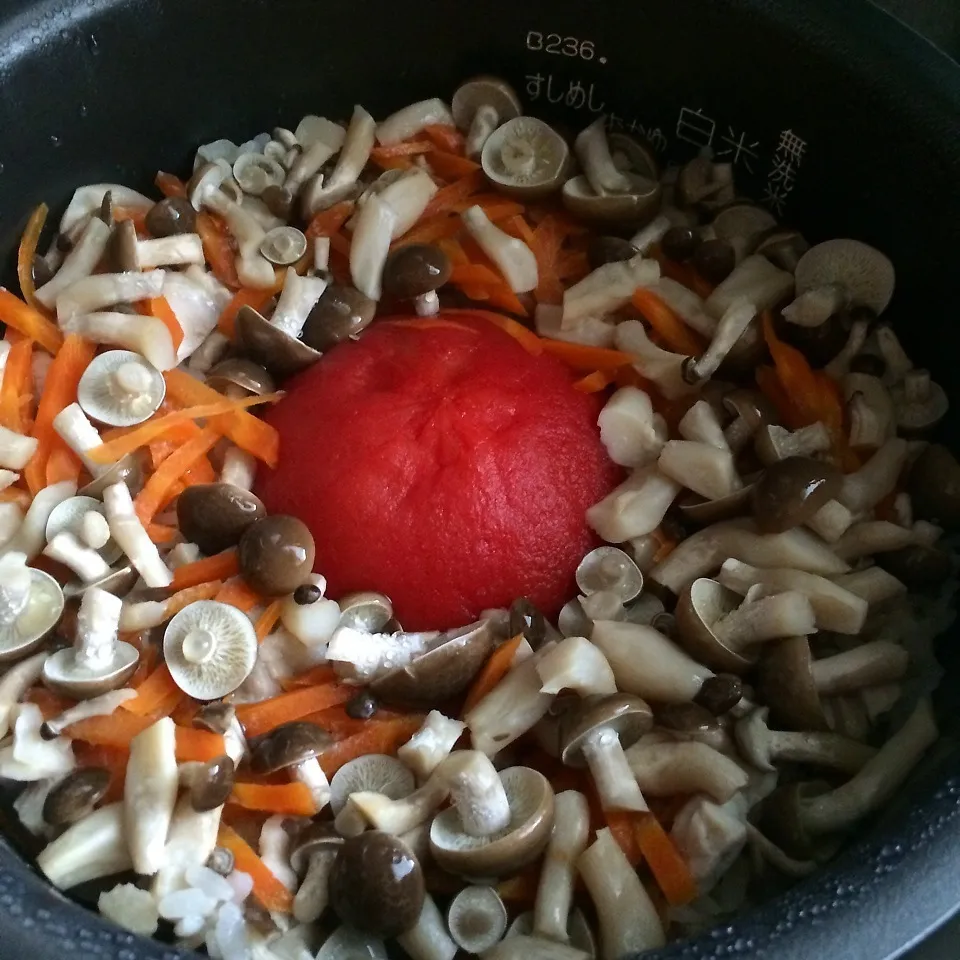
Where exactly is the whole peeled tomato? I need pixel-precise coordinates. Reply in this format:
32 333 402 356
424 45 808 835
255 313 621 630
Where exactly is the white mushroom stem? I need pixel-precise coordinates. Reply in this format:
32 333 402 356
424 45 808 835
55 271 166 322
397 710 466 781
658 440 741 501
625 738 748 802
805 499 856 543
687 301 757 382
0 501 21 549
0 702 75 781
534 790 590 943
575 118 633 195
151 794 223 900
43 531 112 583
349 194 397 301
34 217 112 308
377 98 454 145
565 258 661 329
36 802 133 889
80 510 112 550
62 312 178 371
718 559 868 635
259 815 298 890
810 641 909 695
466 103 500 158
670 796 746 894
486 936 590 960
591 621 713 703
350 777 449 834
119 598 169 632
756 421 831 465
536 636 617 697
285 118 346 192
0 480 76 561
132 234 205 270
302 106 376 215
834 521 920 561
615 319 692 399
781 283 846 328
0 469 18 492
578 827 665 959
219 446 257 490
465 644 556 756
844 372 893 449
598 387 668 468
839 438 908 513
124 717 179 875
651 278 717 337
833 566 906 605
629 214 672 255
861 683 901 722
580 727 648 813
802 698 937 835
293 846 339 923
41 688 136 738
585 467 680 542
202 190 275 290
396 894 458 960
462 205 538 294
188 330 231 375
104 481 173 588
678 400 729 450
651 519 849 595
327 625 437 683
578 591 625 623
380 169 439 239
52 403 110 476
704 255 794 319
73 587 123 671
0 551 31 622
269 271 329 338
875 325 913 383
291 757 331 810
440 750 511 836
0 426 38 471
0 651 46 738
313 236 331 272
827 321 871 382
60 184 153 236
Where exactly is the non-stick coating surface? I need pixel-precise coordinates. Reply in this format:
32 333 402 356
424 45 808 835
0 0 959 958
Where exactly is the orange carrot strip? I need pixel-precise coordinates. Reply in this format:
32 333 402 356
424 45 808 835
180 454 216 488
531 215 567 305
443 309 543 355
607 810 644 866
423 125 466 154
122 664 180 716
24 687 73 720
66 710 158 748
134 426 220 524
217 824 294 913
236 683 355 739
540 339 636 372
170 549 240 591
215 577 263 613
635 812 698 906
573 370 614 393
0 338 33 431
501 214 537 248
229 782 319 817
24 335 95 494
139 297 184 352
436 237 470 267
280 665 339 690
197 213 240 289
218 288 276 338
422 170 485 218
155 171 187 199
370 141 433 163
451 196 526 221
482 284 530 317
462 634 524 714
632 288 706 356
556 250 590 283
395 215 461 247
166 581 223 619
254 600 284 642
449 263 503 288
175 726 226 763
0 488 31 509
298 707 383 740
427 150 480 180
17 203 48 308
0 288 64 355
318 716 424 777
147 522 178 545
44 445 82 486
305 201 356 240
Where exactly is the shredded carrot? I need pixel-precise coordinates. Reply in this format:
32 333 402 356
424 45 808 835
17 203 48 309
215 577 263 612
280 665 339 690
24 335 95 494
422 170 485 219
422 124 466 155
170 549 240 591
217 824 294 913
166 580 224 619
134 426 220 524
452 195 526 222
230 782 319 817
0 288 64 355
155 171 187 199
147 522 178 545
298 705 397 739
0 487 31 509
573 370 614 393
180 454 216 489
139 297 184 352
395 214 461 247
556 250 590 283
113 206 150 235
254 600 284 642
236 683 355 739
632 288 706 356
0 338 33 432
540 339 636 372
370 141 433 164
44 445 82 486
462 633 524 714
196 213 240 289
530 216 568 305
121 663 181 716
175 725 226 763
444 309 542 354
305 201 356 240
427 150 479 180
607 809 644 866
218 288 276 338
436 237 470 267
501 214 538 248
66 710 159 748
24 686 73 720
635 812 698 906
318 716 424 777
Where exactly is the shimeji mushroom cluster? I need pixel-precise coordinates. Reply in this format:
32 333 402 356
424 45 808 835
0 74 952 960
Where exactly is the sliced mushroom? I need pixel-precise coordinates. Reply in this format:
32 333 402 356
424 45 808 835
330 753 416 835
565 258 660 329
704 255 794 321
446 885 508 954
397 711 466 781
112 219 204 273
625 736 747 803
481 117 571 200
755 422 831 466
461 205 538 293
249 721 333 809
0 551 64 663
452 76 522 158
576 546 644 603
35 217 113 309
561 174 661 224
597 386 668 469
163 600 257 700
290 822 343 924
751 457 842 534
890 369 949 433
794 239 895 316
103 480 171 586
302 106 375 217
585 466 680 543
40 687 137 740
36 802 133 889
536 636 617 698
658 439 741 502
77 349 166 428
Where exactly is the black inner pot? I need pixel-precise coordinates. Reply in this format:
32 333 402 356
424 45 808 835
1 0 960 958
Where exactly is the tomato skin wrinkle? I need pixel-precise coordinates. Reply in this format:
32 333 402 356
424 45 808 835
256 312 621 630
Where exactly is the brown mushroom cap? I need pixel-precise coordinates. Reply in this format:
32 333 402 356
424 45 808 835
480 117 571 200
371 620 496 705
249 722 332 774
508 597 547 649
187 755 236 812
79 451 145 499
607 132 660 180
235 304 322 381
655 701 719 735
586 236 639 271
110 219 140 272
290 821 343 875
238 515 315 597
751 457 843 534
43 767 111 826
694 674 744 715
908 444 960 529
176 483 266 556
205 358 277 398
755 228 809 273
757 636 828 731
677 485 755 527
429 766 554 877
712 204 778 247
561 174 662 224
300 284 377 351
382 244 452 300
193 701 238 735
560 693 654 767
329 831 425 937
145 197 198 238
451 76 522 131
675 578 754 674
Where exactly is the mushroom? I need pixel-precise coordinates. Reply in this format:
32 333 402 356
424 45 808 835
481 116 571 200
194 702 247 765
452 76 522 158
40 687 137 740
487 936 590 960
235 272 328 379
624 737 748 802
563 257 660 328
590 620 714 703
763 698 936 857
751 457 843 534
249 721 333 809
54 270 166 322
878 542 953 587
0 702 75 781
703 254 794 321
377 98 454 145
694 673 745 715
755 422 832 466
833 520 922 561
42 767 111 827
330 753 416 835
315 928 388 960
396 893 458 960
238 515 315 596
669 795 747 894
62 310 178 371
757 635 909 731
397 710 466 781
329 830 425 937
890 368 949 433
586 235 639 270
574 117 635 196
348 193 397 301
176 483 265 556
0 551 64 663
163 600 257 701
576 546 644 603
560 693 653 812
289 822 343 923
36 802 133 889
0 423 35 474
461 205 538 293
561 173 661 225
382 244 452 316
597 386 668 468
445 885 508 954
103 480 173 587
722 389 776 454
837 437 908 514
718 558 867 636
43 587 138 699
145 196 197 237
578 826 665 958
823 317 873 379
0 651 51 739
585 466 680 542
205 357 277 401
532 789 590 943
179 754 236 812
793 239 895 317
834 565 907 605
908 443 960 528
300 283 377 351
279 575 341 649
302 106 375 216
430 765 554 877
327 624 438 683
375 168 439 238
34 216 112 309
279 117 345 197
735 707 876 774
124 716 179 875
112 219 204 272
658 439 741 501
76 349 166 428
